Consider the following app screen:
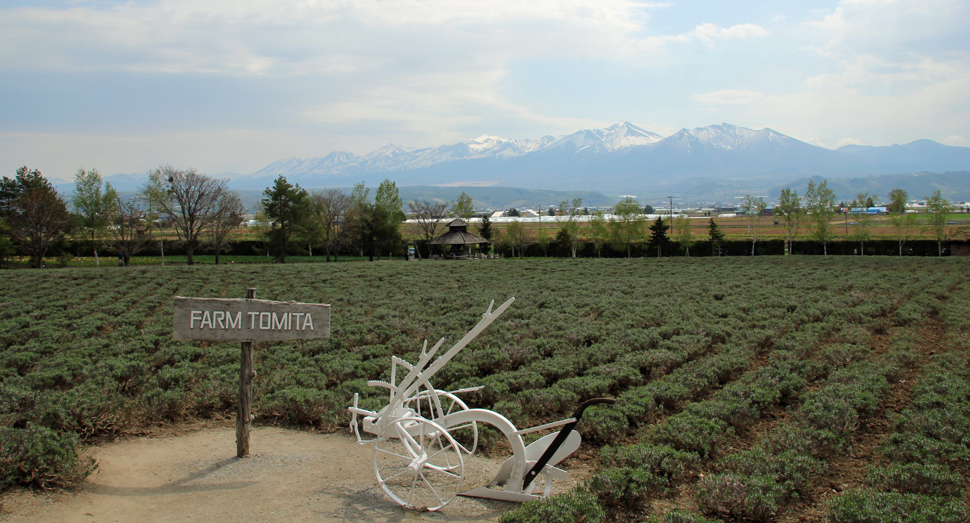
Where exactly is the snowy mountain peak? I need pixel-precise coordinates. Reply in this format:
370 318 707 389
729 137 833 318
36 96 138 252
466 134 510 152
671 123 789 150
600 121 664 150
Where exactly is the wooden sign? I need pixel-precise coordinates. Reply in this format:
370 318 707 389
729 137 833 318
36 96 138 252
173 297 330 342
173 290 332 458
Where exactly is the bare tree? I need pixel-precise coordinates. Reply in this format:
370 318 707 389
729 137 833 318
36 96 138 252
112 198 147 266
408 199 448 258
155 166 229 265
206 191 246 264
312 188 351 262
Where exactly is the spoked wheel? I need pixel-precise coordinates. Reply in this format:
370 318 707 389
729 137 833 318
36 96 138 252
373 417 465 511
402 389 479 455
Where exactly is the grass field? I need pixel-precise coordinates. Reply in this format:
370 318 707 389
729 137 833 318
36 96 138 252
1 257 968 521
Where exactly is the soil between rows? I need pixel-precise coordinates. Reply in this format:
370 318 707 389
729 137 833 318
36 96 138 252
0 423 588 522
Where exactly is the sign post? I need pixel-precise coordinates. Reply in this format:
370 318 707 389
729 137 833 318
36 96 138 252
174 289 331 457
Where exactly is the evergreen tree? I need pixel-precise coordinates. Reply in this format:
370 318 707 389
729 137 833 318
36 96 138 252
262 175 311 263
648 216 669 257
1 167 72 268
709 219 725 256
478 213 493 254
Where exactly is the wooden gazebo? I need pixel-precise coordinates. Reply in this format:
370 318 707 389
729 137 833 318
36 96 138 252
429 219 487 256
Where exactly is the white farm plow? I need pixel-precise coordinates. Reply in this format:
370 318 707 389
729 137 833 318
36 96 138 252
348 297 615 510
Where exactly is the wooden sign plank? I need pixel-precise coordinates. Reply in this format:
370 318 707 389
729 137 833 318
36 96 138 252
173 296 330 342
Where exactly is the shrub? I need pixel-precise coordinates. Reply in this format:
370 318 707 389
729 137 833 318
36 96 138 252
648 414 733 458
578 407 629 444
696 473 785 522
866 463 963 498
585 467 668 510
880 432 969 467
801 396 859 436
721 447 825 495
686 399 759 429
499 490 605 523
617 386 660 425
828 490 968 523
262 387 339 426
662 510 716 523
0 423 97 490
600 443 699 480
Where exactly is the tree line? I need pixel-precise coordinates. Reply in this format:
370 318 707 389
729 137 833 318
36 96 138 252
0 165 489 268
0 165 959 268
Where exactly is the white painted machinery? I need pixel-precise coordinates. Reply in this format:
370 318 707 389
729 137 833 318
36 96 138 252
348 297 614 510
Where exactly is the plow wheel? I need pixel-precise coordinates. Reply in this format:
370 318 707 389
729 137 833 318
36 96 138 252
373 417 465 511
403 389 479 455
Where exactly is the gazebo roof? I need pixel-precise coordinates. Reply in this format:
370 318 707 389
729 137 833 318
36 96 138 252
428 218 487 245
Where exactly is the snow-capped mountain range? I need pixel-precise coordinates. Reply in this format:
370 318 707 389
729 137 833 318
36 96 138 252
98 122 970 197
242 121 664 181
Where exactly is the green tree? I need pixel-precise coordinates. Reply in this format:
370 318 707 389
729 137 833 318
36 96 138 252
643 204 655 214
740 194 767 255
851 191 876 255
887 188 908 214
804 179 837 255
775 187 801 254
588 211 608 258
375 179 404 223
450 191 474 220
504 219 529 258
359 202 403 260
2 167 72 268
140 168 170 265
477 213 493 254
342 182 370 257
0 217 15 269
708 219 725 256
674 215 694 256
366 180 405 259
609 197 645 258
506 208 520 217
648 216 669 257
888 209 917 256
925 189 952 257
262 175 311 263
72 168 118 266
557 197 583 258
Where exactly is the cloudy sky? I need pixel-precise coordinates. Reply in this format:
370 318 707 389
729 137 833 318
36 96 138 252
1 0 968 182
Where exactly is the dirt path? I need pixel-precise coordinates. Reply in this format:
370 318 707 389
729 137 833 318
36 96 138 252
1 425 584 523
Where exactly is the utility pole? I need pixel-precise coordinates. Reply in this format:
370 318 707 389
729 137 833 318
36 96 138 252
667 196 676 235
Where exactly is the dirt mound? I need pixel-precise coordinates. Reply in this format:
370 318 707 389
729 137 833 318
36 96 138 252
1 425 578 522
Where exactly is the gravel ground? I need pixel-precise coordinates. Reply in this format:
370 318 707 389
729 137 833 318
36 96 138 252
0 424 590 523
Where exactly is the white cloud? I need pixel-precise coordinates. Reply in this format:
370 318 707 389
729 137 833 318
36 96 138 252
692 23 769 43
943 135 966 146
695 90 765 105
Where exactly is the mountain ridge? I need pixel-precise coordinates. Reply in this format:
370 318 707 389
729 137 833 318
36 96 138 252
91 122 970 200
